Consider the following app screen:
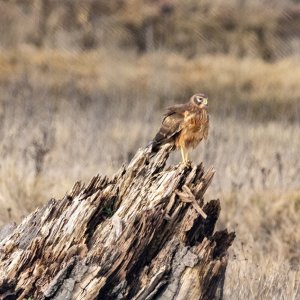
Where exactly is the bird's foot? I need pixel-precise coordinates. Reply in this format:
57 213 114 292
182 160 192 167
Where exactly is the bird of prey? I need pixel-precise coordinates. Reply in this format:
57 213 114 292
150 93 209 163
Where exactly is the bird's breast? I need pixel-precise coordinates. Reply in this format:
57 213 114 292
184 110 208 130
177 109 209 149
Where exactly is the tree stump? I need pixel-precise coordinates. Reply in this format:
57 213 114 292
0 145 235 300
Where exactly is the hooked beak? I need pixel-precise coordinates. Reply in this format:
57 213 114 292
203 98 208 106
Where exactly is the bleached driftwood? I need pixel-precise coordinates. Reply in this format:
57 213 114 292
0 145 234 299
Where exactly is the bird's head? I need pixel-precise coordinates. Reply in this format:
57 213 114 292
191 93 208 109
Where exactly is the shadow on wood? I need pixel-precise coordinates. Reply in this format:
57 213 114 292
0 144 235 299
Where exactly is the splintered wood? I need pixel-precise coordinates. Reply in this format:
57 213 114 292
0 144 235 300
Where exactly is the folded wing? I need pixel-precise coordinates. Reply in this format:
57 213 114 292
151 104 187 151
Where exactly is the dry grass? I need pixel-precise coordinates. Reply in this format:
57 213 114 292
0 48 299 299
0 48 300 120
222 191 300 299
0 101 299 299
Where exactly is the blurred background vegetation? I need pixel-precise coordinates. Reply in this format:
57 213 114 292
0 0 299 298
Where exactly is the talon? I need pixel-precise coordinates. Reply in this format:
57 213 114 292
185 160 192 167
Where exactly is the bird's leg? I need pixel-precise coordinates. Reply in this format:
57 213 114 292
181 145 191 166
180 146 186 163
184 148 189 163
181 145 190 165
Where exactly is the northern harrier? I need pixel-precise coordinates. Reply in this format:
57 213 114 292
150 93 209 163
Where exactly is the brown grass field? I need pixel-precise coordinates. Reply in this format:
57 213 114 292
0 1 299 299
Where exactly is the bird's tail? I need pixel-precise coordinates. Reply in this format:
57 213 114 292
146 140 161 153
147 130 169 153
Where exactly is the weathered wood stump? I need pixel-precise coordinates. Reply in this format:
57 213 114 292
0 145 235 300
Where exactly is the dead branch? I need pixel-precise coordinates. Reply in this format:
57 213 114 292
0 144 235 300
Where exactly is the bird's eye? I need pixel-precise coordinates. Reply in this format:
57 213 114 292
196 97 203 103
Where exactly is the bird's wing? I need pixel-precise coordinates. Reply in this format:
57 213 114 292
163 103 187 117
153 104 187 145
